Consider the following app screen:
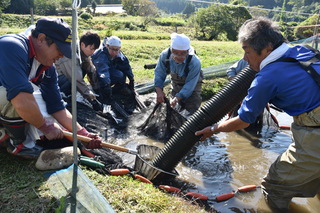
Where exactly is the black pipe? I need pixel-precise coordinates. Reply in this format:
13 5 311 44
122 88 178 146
151 67 256 172
144 63 157 69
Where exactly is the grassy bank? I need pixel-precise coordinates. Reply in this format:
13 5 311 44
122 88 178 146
0 149 209 212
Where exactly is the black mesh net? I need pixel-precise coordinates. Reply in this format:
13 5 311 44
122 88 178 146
228 104 280 144
138 99 187 142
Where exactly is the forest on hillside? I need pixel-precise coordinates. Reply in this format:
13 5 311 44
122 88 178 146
154 0 319 20
1 0 319 42
1 0 319 18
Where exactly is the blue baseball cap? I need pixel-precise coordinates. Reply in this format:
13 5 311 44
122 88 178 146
36 17 72 58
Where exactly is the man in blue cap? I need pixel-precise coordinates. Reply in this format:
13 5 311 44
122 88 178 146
0 17 101 159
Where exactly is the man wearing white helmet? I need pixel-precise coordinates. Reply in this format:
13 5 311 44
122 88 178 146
91 36 134 107
154 33 203 115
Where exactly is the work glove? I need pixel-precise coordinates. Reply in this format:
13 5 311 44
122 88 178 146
38 119 64 140
170 97 179 108
90 99 103 112
128 79 135 90
101 84 113 105
77 128 102 149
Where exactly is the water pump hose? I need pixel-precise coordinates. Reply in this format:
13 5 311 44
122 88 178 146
151 67 256 172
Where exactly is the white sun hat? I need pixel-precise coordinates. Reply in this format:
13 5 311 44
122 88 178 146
170 33 190 50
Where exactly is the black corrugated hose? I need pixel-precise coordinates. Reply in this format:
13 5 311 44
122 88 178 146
151 67 257 172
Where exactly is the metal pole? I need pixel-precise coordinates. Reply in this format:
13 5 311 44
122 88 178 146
71 0 81 212
29 0 34 25
30 8 34 25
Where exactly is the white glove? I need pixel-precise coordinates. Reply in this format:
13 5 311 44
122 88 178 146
170 97 179 108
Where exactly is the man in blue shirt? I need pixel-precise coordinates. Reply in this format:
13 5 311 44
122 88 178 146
0 17 101 159
154 33 203 115
226 58 248 80
196 17 320 212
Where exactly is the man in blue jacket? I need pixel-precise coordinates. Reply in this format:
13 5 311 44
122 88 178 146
196 17 320 212
0 17 101 159
91 36 134 105
154 33 203 115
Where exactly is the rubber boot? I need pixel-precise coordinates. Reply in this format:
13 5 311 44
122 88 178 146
0 128 9 148
0 119 27 145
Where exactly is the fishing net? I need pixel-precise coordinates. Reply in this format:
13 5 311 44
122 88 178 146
47 164 115 213
35 99 133 173
229 104 280 140
290 35 320 50
138 99 187 142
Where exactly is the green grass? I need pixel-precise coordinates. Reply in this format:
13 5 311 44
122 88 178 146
0 149 57 212
0 14 244 84
120 40 243 84
0 149 208 212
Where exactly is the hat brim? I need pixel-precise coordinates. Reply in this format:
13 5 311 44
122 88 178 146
55 40 72 58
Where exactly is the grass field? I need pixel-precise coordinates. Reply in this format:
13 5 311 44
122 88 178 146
120 40 244 84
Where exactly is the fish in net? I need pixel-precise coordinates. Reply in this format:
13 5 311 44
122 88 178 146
138 98 187 142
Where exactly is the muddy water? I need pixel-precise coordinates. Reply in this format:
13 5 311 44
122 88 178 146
114 107 320 213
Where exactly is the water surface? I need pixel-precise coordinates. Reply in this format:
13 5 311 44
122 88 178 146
115 105 320 212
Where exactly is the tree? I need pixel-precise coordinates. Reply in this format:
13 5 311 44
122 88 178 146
122 0 139 16
60 0 70 8
280 0 287 22
138 0 158 16
0 0 10 12
195 4 251 41
182 2 196 17
92 0 97 15
80 0 91 8
229 0 247 6
122 0 158 16
5 0 31 14
34 0 59 15
248 0 276 9
294 14 320 39
227 0 251 40
153 0 187 14
195 6 227 40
